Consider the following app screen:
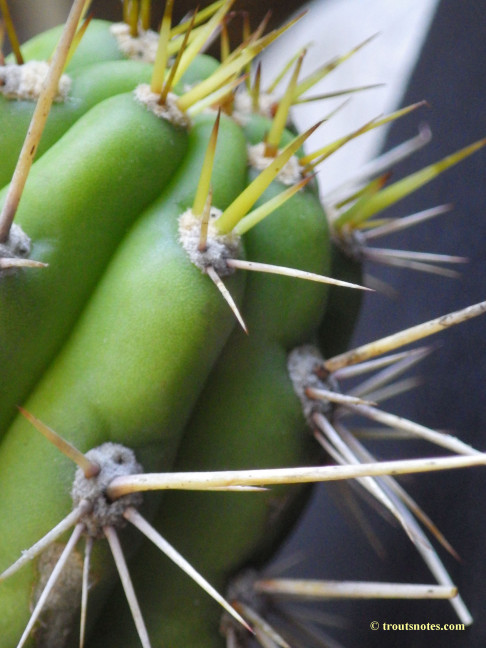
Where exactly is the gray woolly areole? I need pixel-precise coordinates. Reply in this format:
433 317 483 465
71 443 143 538
247 142 302 186
334 227 367 263
222 569 264 642
0 61 71 101
110 23 159 63
0 223 31 259
226 568 260 608
288 345 339 423
0 223 32 276
179 207 242 276
134 84 191 129
232 90 279 125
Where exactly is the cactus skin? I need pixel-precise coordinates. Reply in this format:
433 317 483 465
9 19 124 71
0 50 221 190
0 110 248 644
91 338 319 648
0 59 153 189
0 91 190 433
90 143 332 646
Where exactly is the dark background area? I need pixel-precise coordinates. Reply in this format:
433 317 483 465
5 1 486 646
272 2 486 647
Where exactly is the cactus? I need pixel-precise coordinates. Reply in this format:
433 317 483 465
0 2 485 647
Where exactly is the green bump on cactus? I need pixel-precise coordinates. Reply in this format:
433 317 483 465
0 0 258 434
9 19 123 70
0 108 250 645
0 91 189 432
90 125 334 643
0 59 155 188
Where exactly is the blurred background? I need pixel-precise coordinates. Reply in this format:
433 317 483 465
4 1 486 646
8 0 305 46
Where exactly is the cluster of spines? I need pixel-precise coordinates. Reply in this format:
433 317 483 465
5 299 486 647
